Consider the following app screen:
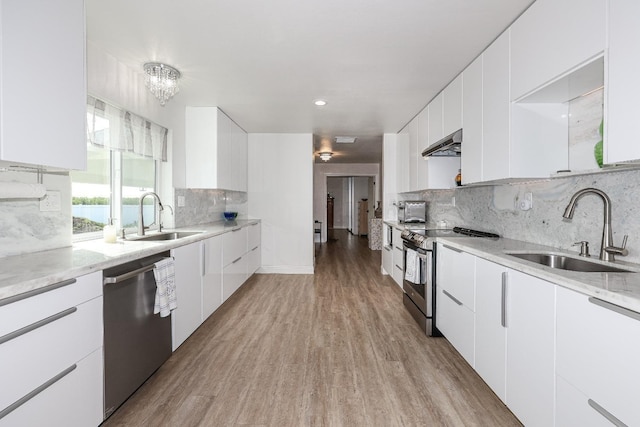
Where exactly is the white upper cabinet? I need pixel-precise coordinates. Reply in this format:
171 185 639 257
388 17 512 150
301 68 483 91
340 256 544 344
407 118 419 192
184 107 248 191
462 55 483 185
427 93 444 145
0 0 86 170
443 74 463 136
395 125 410 193
605 0 640 164
510 0 605 100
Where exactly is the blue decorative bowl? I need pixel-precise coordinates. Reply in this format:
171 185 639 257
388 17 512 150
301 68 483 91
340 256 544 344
223 211 238 221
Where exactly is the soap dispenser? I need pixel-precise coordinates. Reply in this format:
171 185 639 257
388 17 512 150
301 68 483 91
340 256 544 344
103 218 117 243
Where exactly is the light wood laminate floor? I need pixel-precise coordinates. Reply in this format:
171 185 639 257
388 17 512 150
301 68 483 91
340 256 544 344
103 230 521 426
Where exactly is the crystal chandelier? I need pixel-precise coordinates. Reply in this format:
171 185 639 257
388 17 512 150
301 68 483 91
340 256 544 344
143 62 181 106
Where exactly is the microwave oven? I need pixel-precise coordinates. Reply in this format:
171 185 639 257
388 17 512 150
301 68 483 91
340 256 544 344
398 200 427 223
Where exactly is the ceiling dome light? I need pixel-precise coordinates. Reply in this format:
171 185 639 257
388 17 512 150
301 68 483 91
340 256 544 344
314 99 327 106
319 152 333 161
143 62 181 106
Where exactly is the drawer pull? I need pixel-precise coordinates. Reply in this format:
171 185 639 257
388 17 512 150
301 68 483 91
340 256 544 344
384 246 392 252
232 257 242 264
0 278 76 307
0 364 77 420
443 245 463 253
395 265 402 271
443 289 463 306
232 227 242 232
251 246 259 252
0 307 77 346
588 399 627 427
501 272 508 328
588 297 640 322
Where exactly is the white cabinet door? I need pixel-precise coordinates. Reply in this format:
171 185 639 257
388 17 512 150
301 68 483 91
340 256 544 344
172 242 203 350
443 74 463 136
392 226 404 286
184 107 248 190
462 55 483 185
428 93 443 145
202 235 223 321
556 375 614 427
396 127 410 193
247 245 261 276
223 226 248 266
382 245 393 276
436 244 475 309
605 0 640 164
436 284 475 366
247 222 261 252
482 31 511 182
408 118 419 191
416 108 429 188
505 270 555 427
223 255 247 301
510 0 605 100
0 0 86 170
556 286 640 426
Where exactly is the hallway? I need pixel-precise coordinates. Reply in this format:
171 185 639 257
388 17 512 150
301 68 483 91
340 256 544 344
104 230 520 426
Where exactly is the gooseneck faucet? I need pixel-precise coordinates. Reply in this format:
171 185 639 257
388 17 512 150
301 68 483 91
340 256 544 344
138 192 164 236
562 188 627 262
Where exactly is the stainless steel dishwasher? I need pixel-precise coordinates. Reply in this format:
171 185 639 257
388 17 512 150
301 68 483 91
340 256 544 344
103 252 173 419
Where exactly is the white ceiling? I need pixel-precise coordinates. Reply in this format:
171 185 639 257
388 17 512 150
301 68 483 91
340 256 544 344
86 0 534 164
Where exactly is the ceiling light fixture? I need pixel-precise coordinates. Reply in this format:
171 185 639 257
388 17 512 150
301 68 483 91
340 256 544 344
314 99 327 106
143 62 181 106
319 152 333 162
335 136 357 144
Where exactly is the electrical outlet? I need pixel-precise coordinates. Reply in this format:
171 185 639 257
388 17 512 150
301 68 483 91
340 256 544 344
40 191 61 212
518 192 533 211
177 195 186 207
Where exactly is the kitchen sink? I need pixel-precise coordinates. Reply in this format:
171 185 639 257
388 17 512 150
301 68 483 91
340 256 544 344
505 252 634 273
129 231 204 241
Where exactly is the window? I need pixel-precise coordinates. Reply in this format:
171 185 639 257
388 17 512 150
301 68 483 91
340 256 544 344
71 97 167 238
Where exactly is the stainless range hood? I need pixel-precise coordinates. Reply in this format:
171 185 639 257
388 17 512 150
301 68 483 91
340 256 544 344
422 128 462 157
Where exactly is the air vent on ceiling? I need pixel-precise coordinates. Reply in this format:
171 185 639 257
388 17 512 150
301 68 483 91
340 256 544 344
335 136 357 144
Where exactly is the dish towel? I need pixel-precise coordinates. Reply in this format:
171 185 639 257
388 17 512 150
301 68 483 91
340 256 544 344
153 257 177 317
404 248 420 284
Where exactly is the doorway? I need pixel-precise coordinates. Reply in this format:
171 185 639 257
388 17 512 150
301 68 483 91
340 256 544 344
326 176 375 238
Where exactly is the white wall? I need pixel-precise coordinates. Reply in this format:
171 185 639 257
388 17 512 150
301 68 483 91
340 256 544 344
313 163 380 242
248 133 314 274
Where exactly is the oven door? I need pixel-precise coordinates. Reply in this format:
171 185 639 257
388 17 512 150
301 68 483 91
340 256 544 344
402 242 432 317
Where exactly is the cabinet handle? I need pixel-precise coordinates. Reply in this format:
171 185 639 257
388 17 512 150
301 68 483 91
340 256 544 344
0 307 77 346
443 289 463 306
443 244 463 253
0 363 77 420
588 297 640 322
384 246 392 252
0 278 76 307
588 399 628 427
103 264 156 284
395 265 402 271
232 256 242 264
202 244 206 276
501 272 508 328
232 227 241 232
251 246 259 252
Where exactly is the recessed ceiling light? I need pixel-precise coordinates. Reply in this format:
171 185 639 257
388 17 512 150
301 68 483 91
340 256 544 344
314 99 327 106
335 136 357 144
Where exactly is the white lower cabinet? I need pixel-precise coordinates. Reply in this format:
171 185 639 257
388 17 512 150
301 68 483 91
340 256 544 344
504 269 555 427
0 272 103 427
382 244 393 275
556 375 613 427
556 286 640 426
436 244 476 366
247 244 261 276
474 258 507 402
202 235 223 321
223 255 248 301
172 242 203 351
392 226 404 287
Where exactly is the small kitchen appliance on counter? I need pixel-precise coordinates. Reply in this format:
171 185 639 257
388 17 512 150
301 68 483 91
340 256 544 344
397 200 427 224
401 226 499 336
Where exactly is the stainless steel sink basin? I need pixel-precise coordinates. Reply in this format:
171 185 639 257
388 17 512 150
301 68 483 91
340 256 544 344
129 231 203 241
505 252 634 273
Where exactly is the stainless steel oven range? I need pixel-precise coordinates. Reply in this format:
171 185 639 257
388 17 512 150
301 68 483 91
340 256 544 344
401 227 499 336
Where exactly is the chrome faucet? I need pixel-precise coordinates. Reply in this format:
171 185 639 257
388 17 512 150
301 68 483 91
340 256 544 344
138 192 164 236
562 188 628 262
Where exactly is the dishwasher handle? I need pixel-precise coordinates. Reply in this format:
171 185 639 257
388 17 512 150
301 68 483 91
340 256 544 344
104 264 156 285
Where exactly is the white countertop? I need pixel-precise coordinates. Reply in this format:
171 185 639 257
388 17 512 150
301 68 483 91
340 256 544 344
435 235 640 313
0 219 259 302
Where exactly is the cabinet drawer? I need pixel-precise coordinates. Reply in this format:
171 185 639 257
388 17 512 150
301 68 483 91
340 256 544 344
437 244 475 310
0 348 104 427
556 286 640 425
247 222 261 250
223 255 247 301
0 271 101 336
556 375 613 427
247 245 261 276
223 226 248 266
437 286 474 366
0 296 103 413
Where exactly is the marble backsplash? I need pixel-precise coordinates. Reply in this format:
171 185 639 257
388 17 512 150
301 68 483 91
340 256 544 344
413 167 640 263
174 188 248 228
